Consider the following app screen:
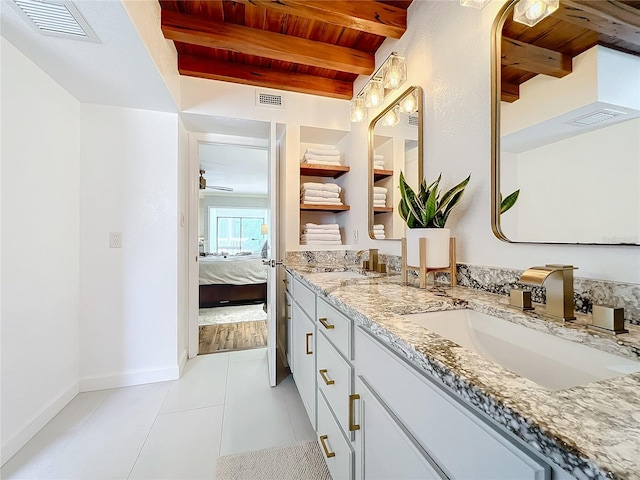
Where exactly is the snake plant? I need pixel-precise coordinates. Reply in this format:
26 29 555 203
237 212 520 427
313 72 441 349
500 189 520 214
398 171 471 228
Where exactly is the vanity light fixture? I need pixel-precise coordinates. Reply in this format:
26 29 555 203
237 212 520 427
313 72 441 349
380 105 401 127
513 0 558 26
398 89 418 114
350 52 407 122
460 0 492 8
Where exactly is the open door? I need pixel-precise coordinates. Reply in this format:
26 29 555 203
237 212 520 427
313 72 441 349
266 121 279 386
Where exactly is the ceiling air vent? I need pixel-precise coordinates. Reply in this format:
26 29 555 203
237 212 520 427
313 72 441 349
565 109 627 127
256 91 284 109
407 114 419 127
10 0 99 42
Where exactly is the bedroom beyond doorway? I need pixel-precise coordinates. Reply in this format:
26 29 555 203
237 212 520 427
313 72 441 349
199 304 268 354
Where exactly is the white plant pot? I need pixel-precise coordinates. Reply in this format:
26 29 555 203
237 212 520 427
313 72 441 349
405 228 450 269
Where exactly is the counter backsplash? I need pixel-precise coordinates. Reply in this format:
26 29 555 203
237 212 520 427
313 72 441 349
285 250 640 325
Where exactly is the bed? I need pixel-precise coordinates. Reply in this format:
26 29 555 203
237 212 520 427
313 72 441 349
199 254 268 308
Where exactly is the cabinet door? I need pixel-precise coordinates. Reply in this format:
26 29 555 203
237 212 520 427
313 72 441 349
353 376 447 480
292 302 316 430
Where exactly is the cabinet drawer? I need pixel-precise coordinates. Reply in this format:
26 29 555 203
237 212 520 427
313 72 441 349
354 327 549 480
317 296 352 359
285 270 293 293
317 390 353 480
293 277 316 321
317 331 353 435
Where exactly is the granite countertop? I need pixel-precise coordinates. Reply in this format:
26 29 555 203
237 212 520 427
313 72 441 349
286 263 640 480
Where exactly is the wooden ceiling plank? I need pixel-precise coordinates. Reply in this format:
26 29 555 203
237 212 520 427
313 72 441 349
234 0 407 39
556 1 640 47
161 10 374 75
502 37 573 77
178 54 353 99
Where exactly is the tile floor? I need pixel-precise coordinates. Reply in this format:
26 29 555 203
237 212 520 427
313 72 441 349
1 348 316 480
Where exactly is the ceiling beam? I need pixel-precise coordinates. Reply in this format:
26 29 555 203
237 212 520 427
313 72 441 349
501 81 520 103
178 54 353 100
502 37 573 78
161 10 374 75
235 0 407 39
555 1 640 47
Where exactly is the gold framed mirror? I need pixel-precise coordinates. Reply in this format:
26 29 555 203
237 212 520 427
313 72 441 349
491 1 640 245
368 86 423 240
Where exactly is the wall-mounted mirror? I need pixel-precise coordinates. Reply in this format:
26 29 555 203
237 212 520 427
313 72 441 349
368 86 423 240
491 1 640 245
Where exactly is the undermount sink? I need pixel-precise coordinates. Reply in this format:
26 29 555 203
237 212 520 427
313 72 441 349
403 309 640 391
313 271 368 279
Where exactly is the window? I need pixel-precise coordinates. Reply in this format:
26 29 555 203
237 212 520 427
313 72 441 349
216 216 264 254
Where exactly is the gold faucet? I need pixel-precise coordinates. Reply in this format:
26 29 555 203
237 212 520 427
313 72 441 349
355 248 379 271
519 264 578 321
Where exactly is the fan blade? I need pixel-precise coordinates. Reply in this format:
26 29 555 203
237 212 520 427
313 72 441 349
206 185 234 192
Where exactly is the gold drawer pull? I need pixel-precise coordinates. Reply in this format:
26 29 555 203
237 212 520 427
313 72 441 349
319 317 335 329
305 333 313 355
349 394 361 431
283 278 289 284
319 435 335 458
319 369 335 385
285 303 291 320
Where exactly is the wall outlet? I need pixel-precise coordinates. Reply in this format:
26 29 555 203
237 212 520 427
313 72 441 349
109 232 122 248
353 228 359 244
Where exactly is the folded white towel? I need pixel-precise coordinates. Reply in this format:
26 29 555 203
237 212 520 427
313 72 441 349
301 182 341 193
374 203 387 208
299 189 340 199
373 225 385 231
304 223 340 230
300 233 342 241
302 160 342 166
373 193 386 200
373 154 384 161
303 230 340 237
306 148 340 156
304 153 341 163
374 186 388 194
301 196 343 204
302 200 343 205
374 234 386 239
373 164 386 169
300 240 342 245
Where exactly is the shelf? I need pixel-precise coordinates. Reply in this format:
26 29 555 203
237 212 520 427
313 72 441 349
374 206 393 214
373 169 393 182
300 204 350 213
300 164 350 178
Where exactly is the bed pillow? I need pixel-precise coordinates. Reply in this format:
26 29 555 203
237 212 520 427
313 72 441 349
261 240 269 259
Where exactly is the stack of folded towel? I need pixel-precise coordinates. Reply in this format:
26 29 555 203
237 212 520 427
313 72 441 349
373 154 385 170
373 224 385 240
302 147 342 166
300 223 342 245
301 182 343 205
373 186 387 208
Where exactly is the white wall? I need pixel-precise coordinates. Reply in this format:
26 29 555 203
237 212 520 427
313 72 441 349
79 104 180 390
1 38 81 461
177 119 189 372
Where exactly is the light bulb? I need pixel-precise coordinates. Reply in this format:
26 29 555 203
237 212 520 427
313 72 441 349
381 106 400 127
350 97 367 123
513 0 558 27
526 0 544 20
364 79 384 108
399 90 418 114
382 55 406 90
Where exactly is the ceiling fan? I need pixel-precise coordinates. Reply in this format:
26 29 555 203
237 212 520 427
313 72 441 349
199 170 233 192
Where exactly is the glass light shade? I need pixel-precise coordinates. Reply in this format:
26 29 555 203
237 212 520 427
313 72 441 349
398 90 418 114
364 78 385 108
460 0 492 8
350 97 367 122
382 55 406 90
380 106 400 127
513 0 558 27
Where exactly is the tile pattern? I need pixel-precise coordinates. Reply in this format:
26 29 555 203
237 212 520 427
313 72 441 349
1 350 316 480
286 264 640 480
286 250 640 324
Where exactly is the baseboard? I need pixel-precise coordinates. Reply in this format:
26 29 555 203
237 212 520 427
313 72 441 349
1 380 79 466
79 365 179 392
178 347 189 377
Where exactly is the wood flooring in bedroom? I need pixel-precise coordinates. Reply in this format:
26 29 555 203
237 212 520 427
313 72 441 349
199 320 267 354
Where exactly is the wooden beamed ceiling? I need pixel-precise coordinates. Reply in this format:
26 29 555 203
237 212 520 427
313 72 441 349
159 0 412 99
501 0 640 102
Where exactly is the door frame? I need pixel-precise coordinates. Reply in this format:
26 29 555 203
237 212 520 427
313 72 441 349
187 132 270 359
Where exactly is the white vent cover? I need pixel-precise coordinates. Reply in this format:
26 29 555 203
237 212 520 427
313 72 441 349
565 108 627 127
407 114 419 127
256 91 284 109
9 0 99 42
